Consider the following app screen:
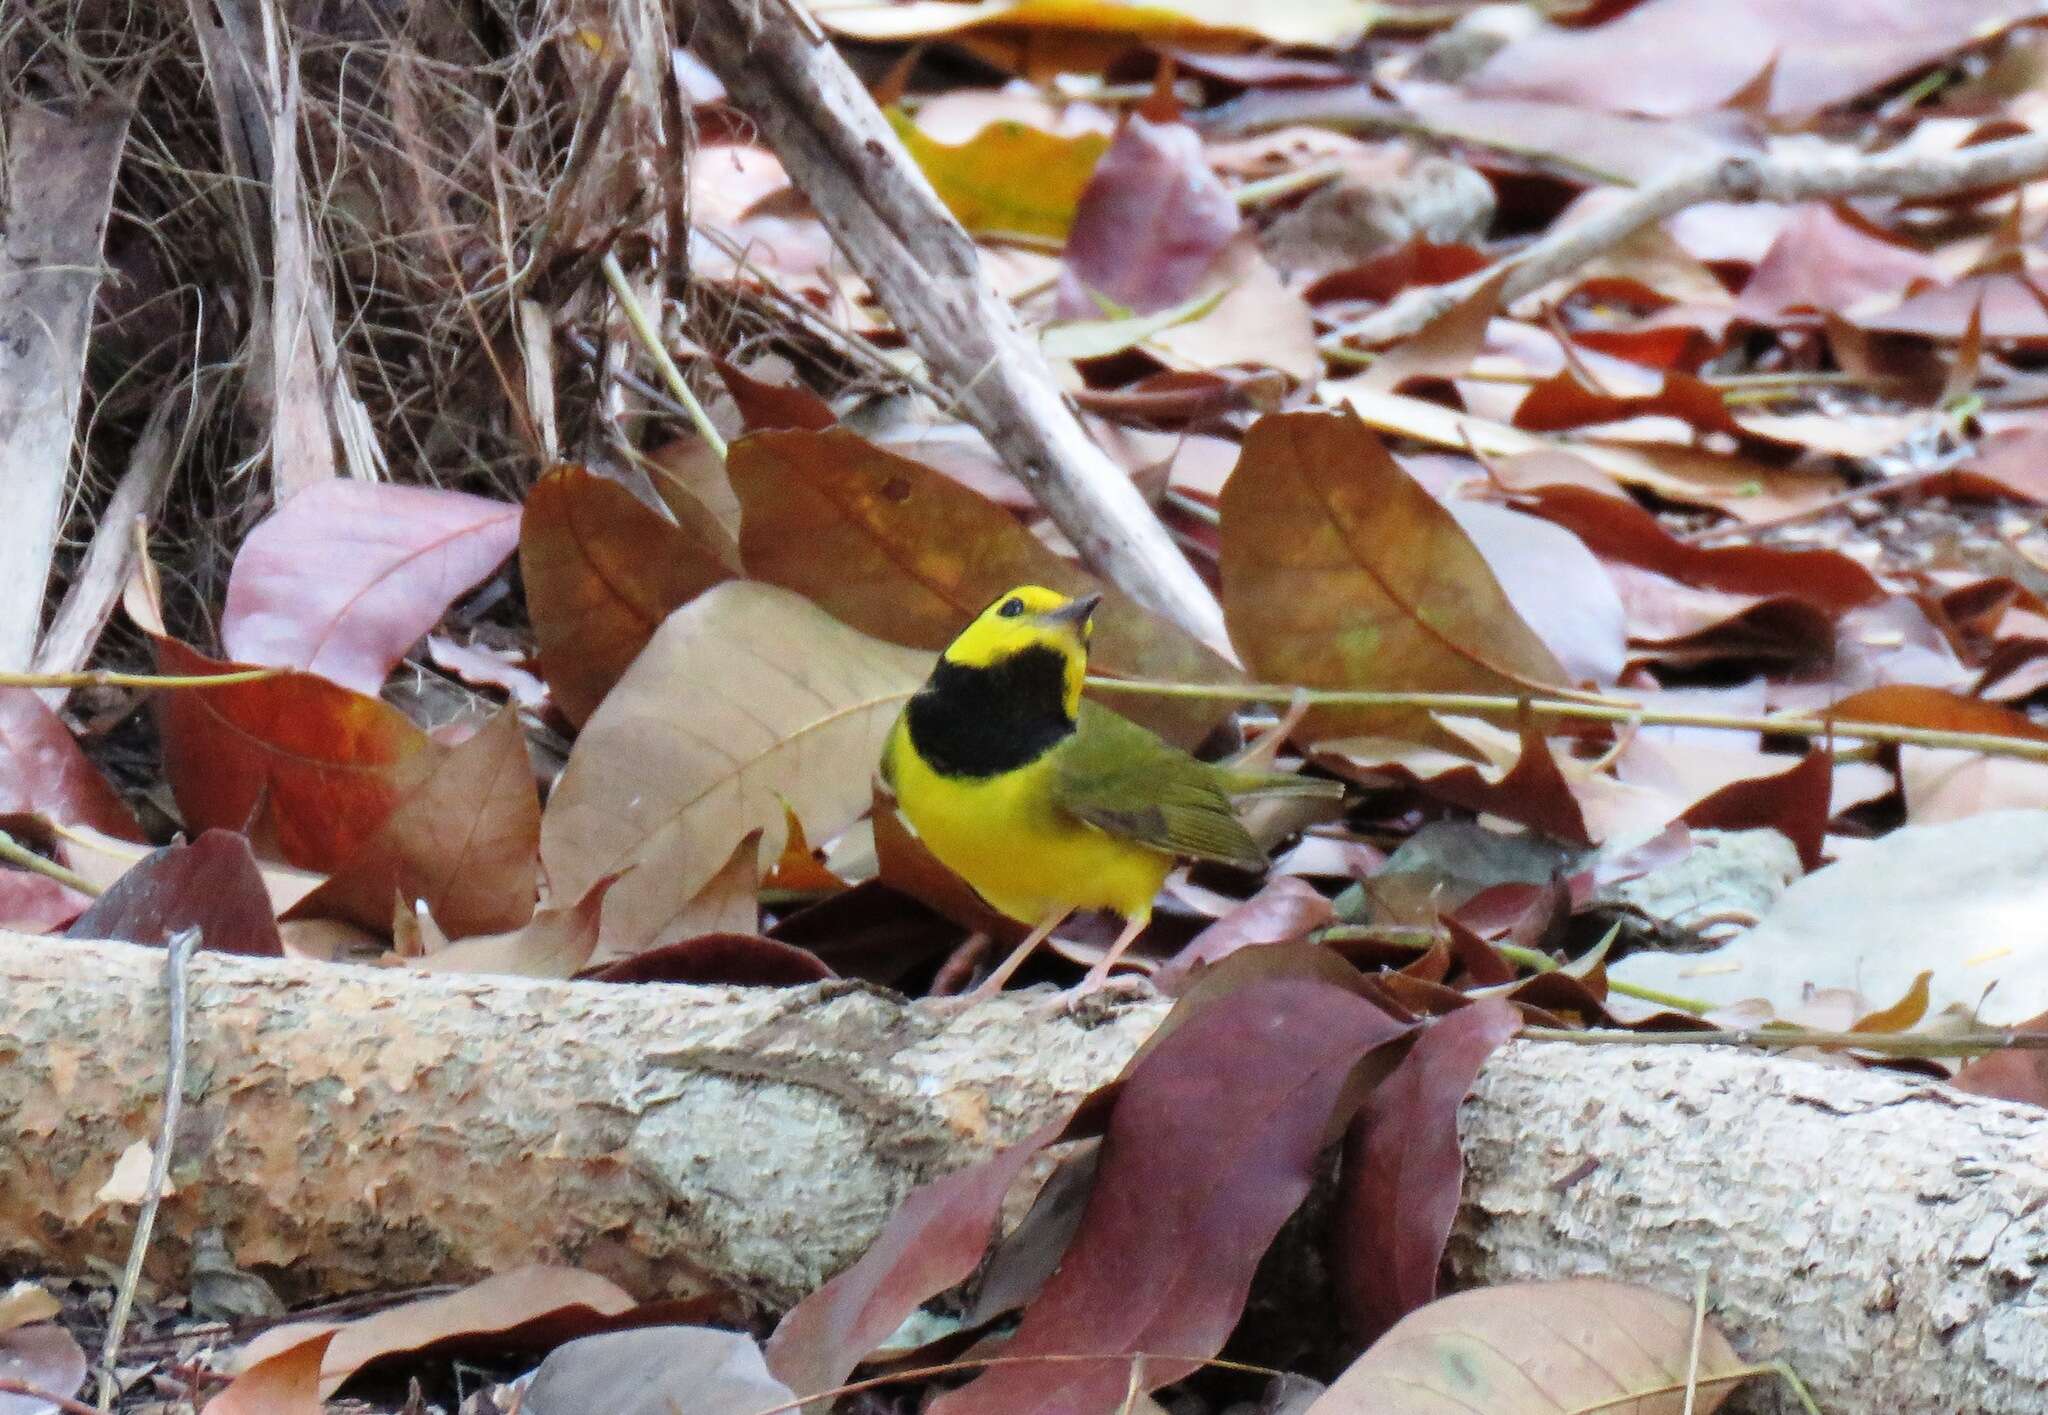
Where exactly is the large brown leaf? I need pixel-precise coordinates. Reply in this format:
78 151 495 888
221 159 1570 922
153 634 439 873
930 946 1412 1414
288 705 539 938
519 464 734 726
239 1266 641 1397
540 582 929 954
1308 1279 1754 1413
1512 483 1881 617
222 480 521 696
1220 411 1568 746
203 1330 336 1415
730 427 1234 742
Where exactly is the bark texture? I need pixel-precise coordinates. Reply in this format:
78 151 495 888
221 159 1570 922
4 933 2048 1413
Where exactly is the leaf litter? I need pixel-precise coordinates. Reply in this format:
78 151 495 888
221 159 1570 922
17 0 2048 1408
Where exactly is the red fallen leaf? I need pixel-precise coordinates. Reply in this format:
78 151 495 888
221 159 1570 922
287 705 539 939
0 689 142 839
65 830 283 955
1303 240 1491 306
1680 749 1831 870
930 947 1412 1415
581 932 833 987
1735 203 1942 325
152 635 439 874
1512 483 1882 616
221 480 521 696
1951 1009 2048 1107
1059 112 1241 317
1152 877 1335 992
1319 723 1592 847
1605 564 1835 668
1568 319 1714 371
713 358 836 431
1513 367 1750 440
1334 997 1521 1344
519 463 735 726
764 1118 1068 1399
1443 917 1516 986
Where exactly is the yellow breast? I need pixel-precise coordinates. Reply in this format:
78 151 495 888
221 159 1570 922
883 718 1172 926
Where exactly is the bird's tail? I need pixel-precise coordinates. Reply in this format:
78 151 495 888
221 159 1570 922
1220 770 1345 801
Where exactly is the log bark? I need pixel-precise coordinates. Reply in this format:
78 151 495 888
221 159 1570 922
5 933 2048 1413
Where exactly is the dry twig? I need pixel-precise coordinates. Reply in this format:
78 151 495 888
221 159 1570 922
94 927 201 1410
682 0 1231 653
1327 131 2048 349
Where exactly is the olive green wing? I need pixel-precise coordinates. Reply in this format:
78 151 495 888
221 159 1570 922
1050 703 1267 870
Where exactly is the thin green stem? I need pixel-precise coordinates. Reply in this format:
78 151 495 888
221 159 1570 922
1518 1025 2048 1057
599 252 727 461
1318 925 1714 1014
0 831 100 897
1085 676 2048 763
1771 1360 1825 1415
1162 487 1221 527
1233 162 1343 209
0 667 279 690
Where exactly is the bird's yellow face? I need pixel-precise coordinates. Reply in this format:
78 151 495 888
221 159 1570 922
941 585 1099 718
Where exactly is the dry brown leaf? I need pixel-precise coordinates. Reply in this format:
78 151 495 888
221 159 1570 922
540 583 929 955
520 463 734 727
1307 1277 1751 1412
1219 411 1568 746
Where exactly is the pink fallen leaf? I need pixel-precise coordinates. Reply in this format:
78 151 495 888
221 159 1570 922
223 480 521 695
1060 112 1241 317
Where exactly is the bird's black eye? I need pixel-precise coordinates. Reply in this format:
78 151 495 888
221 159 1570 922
998 597 1025 618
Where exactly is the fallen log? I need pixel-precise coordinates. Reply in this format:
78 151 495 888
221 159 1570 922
3 932 2046 1413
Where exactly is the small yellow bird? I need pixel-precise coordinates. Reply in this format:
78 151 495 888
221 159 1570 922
882 585 1342 994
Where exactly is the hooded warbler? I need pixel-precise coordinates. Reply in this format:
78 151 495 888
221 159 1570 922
882 585 1342 994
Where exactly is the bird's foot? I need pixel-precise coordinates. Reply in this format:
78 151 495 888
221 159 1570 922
1032 970 1158 1022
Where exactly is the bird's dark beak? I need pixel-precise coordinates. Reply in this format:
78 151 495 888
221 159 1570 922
1044 593 1102 632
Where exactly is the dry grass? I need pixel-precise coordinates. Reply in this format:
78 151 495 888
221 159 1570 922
0 0 773 649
